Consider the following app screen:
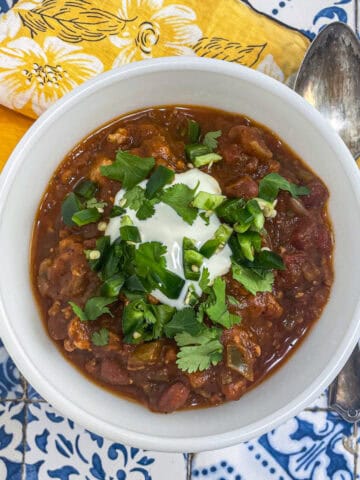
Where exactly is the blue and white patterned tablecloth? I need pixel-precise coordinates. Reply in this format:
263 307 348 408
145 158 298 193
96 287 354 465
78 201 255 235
0 1 359 479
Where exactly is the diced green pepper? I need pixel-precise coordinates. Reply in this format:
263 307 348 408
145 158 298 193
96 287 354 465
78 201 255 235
185 144 210 161
120 215 133 227
246 199 265 231
182 237 203 281
237 231 262 262
74 180 98 200
192 191 226 211
184 284 200 307
72 208 101 226
193 153 222 168
120 225 141 243
200 224 233 258
100 273 125 297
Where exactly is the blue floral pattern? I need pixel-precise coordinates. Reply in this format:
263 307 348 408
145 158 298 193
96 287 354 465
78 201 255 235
0 0 16 14
0 339 23 399
24 402 186 479
0 1 359 479
192 411 356 480
246 0 355 39
0 402 25 480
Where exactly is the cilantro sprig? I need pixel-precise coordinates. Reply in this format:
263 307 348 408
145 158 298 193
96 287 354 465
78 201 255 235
160 183 199 225
259 173 310 202
175 329 223 373
101 151 155 189
69 297 116 322
92 328 110 346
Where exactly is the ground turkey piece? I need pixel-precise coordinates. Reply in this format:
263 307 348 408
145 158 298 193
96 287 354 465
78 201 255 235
37 237 99 301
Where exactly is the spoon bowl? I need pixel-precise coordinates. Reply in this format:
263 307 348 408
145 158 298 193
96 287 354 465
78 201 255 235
295 22 360 158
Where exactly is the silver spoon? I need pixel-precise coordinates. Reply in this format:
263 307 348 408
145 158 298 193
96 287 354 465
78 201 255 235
294 22 360 422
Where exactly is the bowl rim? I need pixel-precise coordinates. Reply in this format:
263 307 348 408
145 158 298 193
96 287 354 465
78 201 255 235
1 56 360 452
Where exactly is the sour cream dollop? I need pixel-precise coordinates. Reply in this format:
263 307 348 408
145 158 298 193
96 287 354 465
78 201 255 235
105 169 232 309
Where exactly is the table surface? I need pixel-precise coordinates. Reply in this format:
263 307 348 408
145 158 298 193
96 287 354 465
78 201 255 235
0 1 359 479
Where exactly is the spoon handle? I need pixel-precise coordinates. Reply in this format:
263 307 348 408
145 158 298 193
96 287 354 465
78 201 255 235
328 344 360 422
294 22 360 423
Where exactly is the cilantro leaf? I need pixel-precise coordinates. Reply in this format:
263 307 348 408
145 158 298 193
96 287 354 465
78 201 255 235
231 261 274 295
123 186 146 210
259 173 310 202
164 308 202 338
227 295 241 307
145 165 175 199
100 151 155 189
161 183 198 225
199 267 211 293
136 199 157 220
85 197 107 211
134 242 185 299
69 301 87 321
187 119 201 143
122 186 159 220
205 277 241 329
135 241 167 277
175 329 223 373
122 299 175 343
61 192 82 226
69 297 116 322
92 328 109 346
203 130 222 150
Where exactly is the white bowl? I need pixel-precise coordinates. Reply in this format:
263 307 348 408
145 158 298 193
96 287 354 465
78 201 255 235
1 57 360 453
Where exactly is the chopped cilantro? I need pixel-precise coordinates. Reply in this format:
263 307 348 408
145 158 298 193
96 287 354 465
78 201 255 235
122 186 158 220
123 186 145 210
164 308 202 338
161 183 198 225
231 261 274 295
69 297 116 322
175 329 223 373
259 173 310 202
145 165 175 199
187 119 201 143
136 199 157 220
134 242 185 299
227 295 241 307
85 197 107 211
91 328 110 346
205 277 241 329
100 151 155 189
61 192 82 226
199 267 211 293
248 250 285 271
202 130 222 150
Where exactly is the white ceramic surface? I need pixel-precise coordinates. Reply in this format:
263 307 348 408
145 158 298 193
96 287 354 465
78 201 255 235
0 57 360 453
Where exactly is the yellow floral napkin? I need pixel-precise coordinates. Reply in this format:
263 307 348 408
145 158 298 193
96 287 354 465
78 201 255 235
0 0 309 118
0 0 309 168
